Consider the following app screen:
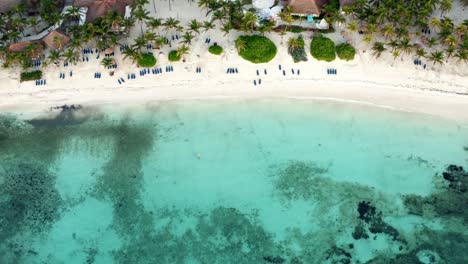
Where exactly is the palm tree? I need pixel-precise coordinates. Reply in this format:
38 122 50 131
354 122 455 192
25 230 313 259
164 17 180 34
64 49 79 65
399 39 413 55
242 11 258 33
445 46 455 60
132 36 147 52
101 57 116 68
65 6 82 21
203 21 215 35
278 6 294 30
443 35 457 47
346 21 358 32
415 48 427 58
235 38 246 53
176 45 189 61
132 7 149 36
371 42 386 58
105 11 123 32
429 50 445 65
454 49 467 63
429 17 441 32
48 50 62 65
181 31 194 46
439 0 452 17
146 18 162 33
257 22 273 36
131 0 150 11
188 19 202 34
122 18 136 34
28 17 40 34
122 46 141 63
381 24 395 39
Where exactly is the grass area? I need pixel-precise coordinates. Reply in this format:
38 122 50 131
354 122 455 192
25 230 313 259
310 37 336 62
336 43 356 61
20 70 42 82
236 35 277 64
168 50 181 62
137 53 156 67
208 45 223 55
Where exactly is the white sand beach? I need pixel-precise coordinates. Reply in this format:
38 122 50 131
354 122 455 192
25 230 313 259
1 0 467 122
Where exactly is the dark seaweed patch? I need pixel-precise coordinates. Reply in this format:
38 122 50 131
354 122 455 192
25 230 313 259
0 163 63 243
27 105 98 127
403 165 468 223
352 201 403 243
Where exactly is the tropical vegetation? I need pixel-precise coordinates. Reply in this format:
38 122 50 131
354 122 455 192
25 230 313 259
235 35 277 63
208 44 223 55
168 50 181 61
336 43 356 61
20 70 42 82
137 53 156 67
287 35 307 63
340 0 468 65
310 37 336 62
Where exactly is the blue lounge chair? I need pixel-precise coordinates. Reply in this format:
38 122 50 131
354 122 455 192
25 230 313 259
283 70 286 76
118 79 121 84
258 79 261 85
235 68 238 74
254 80 256 86
292 69 295 74
297 69 300 75
264 69 267 75
279 65 282 70
256 70 259 76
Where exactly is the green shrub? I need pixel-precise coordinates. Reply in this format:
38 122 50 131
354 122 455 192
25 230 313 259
336 43 356 61
208 45 223 55
137 53 156 67
310 37 336 62
236 35 277 63
20 70 42 82
168 50 181 61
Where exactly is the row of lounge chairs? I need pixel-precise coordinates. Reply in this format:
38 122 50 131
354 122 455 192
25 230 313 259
117 77 125 84
327 69 337 75
32 60 42 67
94 72 102 78
226 68 238 74
35 79 46 85
196 67 202 73
82 48 94 54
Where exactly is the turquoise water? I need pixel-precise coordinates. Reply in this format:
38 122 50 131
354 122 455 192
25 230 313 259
0 99 467 263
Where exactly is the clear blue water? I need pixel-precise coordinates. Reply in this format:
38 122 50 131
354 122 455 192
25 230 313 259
0 99 467 263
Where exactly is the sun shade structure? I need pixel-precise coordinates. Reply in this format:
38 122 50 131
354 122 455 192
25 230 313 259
284 0 329 16
42 30 70 50
73 0 135 22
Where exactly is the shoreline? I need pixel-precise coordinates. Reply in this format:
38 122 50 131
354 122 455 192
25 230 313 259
2 78 468 124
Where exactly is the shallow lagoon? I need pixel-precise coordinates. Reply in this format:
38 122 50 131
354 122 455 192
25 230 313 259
0 99 467 263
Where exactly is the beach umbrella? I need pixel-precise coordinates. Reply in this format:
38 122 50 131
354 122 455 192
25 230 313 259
104 48 114 54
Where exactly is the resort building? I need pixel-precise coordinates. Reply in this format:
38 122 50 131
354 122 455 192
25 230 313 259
42 29 70 50
8 40 43 58
0 0 23 14
73 0 134 22
283 0 328 17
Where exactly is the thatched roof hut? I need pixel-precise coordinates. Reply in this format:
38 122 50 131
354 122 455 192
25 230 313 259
9 40 43 58
42 29 70 50
339 0 355 7
73 0 134 22
283 0 329 16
